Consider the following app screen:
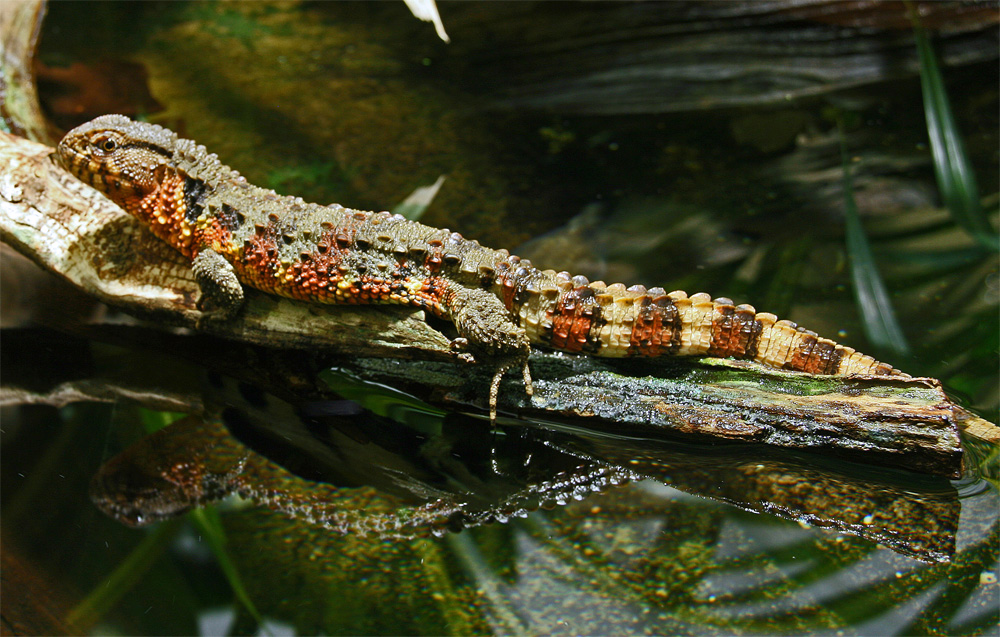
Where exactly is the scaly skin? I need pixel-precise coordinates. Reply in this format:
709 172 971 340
58 115 905 418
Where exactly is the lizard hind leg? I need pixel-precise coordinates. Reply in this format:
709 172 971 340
443 283 532 421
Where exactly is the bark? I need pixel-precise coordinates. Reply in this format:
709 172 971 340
1 130 994 478
442 0 1000 114
0 0 54 142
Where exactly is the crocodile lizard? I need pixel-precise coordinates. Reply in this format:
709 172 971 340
57 115 904 419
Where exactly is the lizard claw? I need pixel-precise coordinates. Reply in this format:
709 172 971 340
489 365 505 423
452 338 479 364
487 355 533 423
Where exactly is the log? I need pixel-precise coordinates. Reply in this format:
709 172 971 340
351 353 969 477
0 0 53 142
439 0 1000 114
1 130 991 477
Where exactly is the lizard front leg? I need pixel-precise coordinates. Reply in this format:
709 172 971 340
443 283 533 421
191 249 244 319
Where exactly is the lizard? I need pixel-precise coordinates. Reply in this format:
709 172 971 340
57 115 905 420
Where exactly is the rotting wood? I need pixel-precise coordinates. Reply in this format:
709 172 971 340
1 130 994 477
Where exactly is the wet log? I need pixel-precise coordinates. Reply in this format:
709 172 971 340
439 0 1000 114
351 352 968 477
0 330 960 563
1 130 990 477
0 326 961 562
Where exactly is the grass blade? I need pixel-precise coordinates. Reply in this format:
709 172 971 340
911 13 998 251
189 507 266 629
392 175 447 221
839 123 910 355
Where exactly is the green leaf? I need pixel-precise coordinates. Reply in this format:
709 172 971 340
911 14 998 251
139 409 188 434
839 122 910 356
189 508 266 629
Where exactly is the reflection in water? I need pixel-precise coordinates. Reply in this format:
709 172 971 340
91 378 961 563
3 329 994 633
545 434 962 563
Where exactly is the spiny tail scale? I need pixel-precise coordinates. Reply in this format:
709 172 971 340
494 258 898 376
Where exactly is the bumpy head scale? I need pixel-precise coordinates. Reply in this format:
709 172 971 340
57 114 179 207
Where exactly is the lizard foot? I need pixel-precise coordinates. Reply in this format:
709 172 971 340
488 355 533 422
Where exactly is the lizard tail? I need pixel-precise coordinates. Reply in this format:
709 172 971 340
494 257 904 377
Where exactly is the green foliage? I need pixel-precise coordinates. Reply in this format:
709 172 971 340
911 18 999 251
189 508 265 629
139 408 188 434
179 3 289 50
839 120 910 355
320 368 448 433
66 519 183 632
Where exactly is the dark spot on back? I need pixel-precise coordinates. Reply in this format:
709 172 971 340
183 177 208 222
217 203 242 232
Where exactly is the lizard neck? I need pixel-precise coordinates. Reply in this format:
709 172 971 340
121 138 243 259
131 166 201 259
171 137 242 187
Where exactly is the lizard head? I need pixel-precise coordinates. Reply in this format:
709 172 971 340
57 115 178 215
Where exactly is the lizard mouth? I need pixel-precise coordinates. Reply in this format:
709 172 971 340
55 139 83 174
55 140 110 193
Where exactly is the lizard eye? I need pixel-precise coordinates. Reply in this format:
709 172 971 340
95 137 118 153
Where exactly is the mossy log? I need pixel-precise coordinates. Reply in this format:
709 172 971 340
1 130 992 478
